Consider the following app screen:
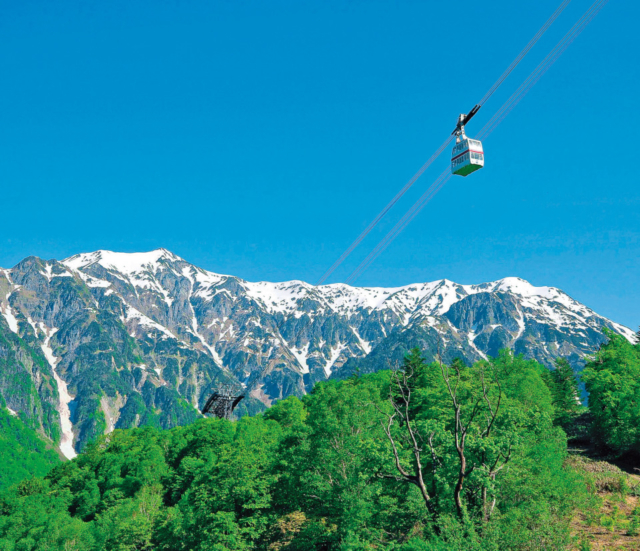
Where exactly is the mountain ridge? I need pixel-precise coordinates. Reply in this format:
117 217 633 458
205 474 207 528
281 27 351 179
59 248 634 339
0 248 633 457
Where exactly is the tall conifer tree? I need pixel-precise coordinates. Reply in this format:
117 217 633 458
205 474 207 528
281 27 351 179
550 357 581 428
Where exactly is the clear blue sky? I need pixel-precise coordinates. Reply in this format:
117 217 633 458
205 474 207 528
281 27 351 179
1 0 638 329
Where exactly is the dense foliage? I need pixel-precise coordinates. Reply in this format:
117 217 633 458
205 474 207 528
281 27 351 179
0 348 592 550
544 357 583 429
582 329 640 454
0 407 60 491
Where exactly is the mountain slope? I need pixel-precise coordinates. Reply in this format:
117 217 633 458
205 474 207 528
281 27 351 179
0 249 633 456
0 406 61 490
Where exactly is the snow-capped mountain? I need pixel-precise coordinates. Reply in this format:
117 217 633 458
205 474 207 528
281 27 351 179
0 249 633 457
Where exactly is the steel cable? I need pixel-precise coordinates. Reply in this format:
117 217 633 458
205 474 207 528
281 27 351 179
344 0 610 285
315 135 454 285
316 0 572 286
478 0 572 106
478 0 609 140
277 0 599 372
345 169 451 285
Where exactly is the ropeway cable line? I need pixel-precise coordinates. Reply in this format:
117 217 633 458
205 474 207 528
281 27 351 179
477 0 572 107
345 0 611 285
479 0 609 138
316 0 572 286
344 0 611 285
267 0 609 363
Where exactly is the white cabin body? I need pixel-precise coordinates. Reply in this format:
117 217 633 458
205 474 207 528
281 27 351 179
451 138 484 177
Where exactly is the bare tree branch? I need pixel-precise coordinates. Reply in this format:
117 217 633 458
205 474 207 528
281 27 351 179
376 359 435 515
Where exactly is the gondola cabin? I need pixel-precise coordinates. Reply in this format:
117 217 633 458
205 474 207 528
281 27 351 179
451 138 484 177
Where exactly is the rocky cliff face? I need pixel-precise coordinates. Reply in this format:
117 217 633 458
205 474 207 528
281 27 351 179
0 249 633 456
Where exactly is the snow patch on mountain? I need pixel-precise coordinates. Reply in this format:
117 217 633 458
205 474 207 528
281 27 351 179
190 304 223 366
42 263 73 282
290 343 311 374
79 272 112 288
514 305 526 340
0 270 21 334
125 306 176 340
319 283 402 313
325 344 347 376
244 280 315 314
40 325 76 460
1 293 19 334
608 322 636 341
492 277 555 298
352 327 372 354
64 249 182 274
467 329 488 360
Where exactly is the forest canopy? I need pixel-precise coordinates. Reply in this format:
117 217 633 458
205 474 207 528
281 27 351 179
0 407 60 492
582 329 640 455
0 348 602 551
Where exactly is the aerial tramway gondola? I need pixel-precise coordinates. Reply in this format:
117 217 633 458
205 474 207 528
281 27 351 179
451 105 484 177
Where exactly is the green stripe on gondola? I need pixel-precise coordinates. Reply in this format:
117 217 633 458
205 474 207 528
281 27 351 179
452 162 483 177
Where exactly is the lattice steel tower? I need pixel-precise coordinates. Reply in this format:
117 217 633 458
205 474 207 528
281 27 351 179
201 384 244 419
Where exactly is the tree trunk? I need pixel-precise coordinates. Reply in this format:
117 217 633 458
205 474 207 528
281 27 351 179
454 448 466 518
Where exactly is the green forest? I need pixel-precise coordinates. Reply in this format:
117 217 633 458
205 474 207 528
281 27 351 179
0 408 60 491
1 332 639 550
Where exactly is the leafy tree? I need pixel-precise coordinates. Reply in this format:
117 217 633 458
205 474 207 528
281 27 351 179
582 329 640 454
546 357 582 428
156 416 282 551
263 395 307 429
376 347 583 544
269 372 404 547
0 407 60 490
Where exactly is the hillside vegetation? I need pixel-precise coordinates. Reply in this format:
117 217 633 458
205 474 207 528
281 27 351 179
0 407 60 491
0 334 639 550
582 330 640 455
